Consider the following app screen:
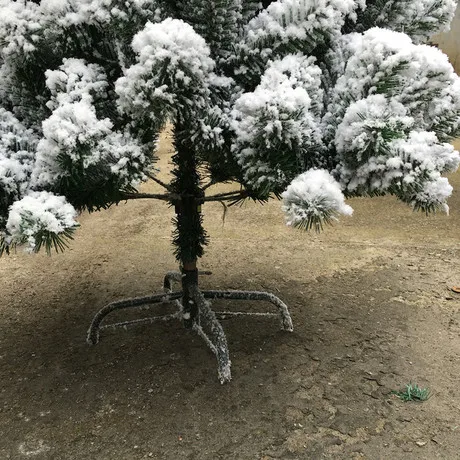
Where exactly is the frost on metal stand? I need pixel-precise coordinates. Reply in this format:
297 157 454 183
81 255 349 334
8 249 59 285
87 270 293 383
86 291 184 346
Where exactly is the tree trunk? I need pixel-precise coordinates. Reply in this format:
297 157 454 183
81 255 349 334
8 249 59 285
179 195 200 328
172 122 206 327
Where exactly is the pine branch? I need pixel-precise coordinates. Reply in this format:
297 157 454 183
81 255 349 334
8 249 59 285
120 192 177 201
203 192 248 202
33 226 78 255
202 180 218 191
290 210 338 233
146 171 173 191
204 189 244 199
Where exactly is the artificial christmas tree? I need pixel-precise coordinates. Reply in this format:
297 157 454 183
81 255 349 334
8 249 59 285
1 0 459 382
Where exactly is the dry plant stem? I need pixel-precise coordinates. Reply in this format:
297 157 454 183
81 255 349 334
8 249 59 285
201 183 215 192
203 190 248 201
120 189 247 204
206 190 242 198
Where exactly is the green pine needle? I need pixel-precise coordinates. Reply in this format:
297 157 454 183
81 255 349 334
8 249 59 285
291 209 337 233
33 226 79 255
0 226 79 257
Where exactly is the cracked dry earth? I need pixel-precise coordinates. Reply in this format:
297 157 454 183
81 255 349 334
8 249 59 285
0 133 459 460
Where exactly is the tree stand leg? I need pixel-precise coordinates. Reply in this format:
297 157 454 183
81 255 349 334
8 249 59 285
189 286 232 383
87 271 293 383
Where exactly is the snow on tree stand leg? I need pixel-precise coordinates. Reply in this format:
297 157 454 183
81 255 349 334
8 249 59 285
181 266 199 328
191 289 232 384
86 250 292 384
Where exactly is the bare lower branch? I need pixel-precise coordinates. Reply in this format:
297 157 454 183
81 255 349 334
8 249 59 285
146 172 173 191
201 180 217 192
121 192 177 202
206 189 242 198
204 190 249 202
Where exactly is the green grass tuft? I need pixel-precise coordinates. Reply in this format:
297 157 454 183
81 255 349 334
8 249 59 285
392 383 431 402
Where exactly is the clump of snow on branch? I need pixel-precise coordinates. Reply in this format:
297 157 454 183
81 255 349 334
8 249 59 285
116 18 216 126
335 95 413 159
336 100 460 210
40 0 161 28
353 0 458 43
236 0 361 80
33 102 110 186
0 108 36 202
0 0 40 57
326 28 460 212
231 54 324 193
5 191 77 251
326 28 460 135
244 0 359 49
389 132 459 213
0 108 37 241
33 58 147 188
44 58 108 111
335 96 460 211
282 169 353 230
266 54 324 118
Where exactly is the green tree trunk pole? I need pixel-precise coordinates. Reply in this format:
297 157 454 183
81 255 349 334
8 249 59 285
172 121 206 327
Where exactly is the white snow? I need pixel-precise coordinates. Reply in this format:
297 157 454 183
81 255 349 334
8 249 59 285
6 191 77 251
231 54 323 191
282 169 353 227
323 27 460 211
336 124 460 210
335 94 413 158
33 59 147 188
236 0 361 78
413 176 453 214
0 0 459 249
40 0 161 27
245 0 358 47
116 18 215 122
0 108 36 204
33 100 112 186
0 0 41 57
326 28 460 134
360 0 458 42
45 58 109 111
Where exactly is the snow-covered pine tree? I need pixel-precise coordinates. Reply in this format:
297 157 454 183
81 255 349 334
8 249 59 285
1 0 459 382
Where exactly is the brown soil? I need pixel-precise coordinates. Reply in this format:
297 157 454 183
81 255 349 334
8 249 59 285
1 133 460 460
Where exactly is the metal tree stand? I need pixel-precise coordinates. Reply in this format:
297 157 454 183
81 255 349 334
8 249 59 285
87 124 293 383
87 270 293 383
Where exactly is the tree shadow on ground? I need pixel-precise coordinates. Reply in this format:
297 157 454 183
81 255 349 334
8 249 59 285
2 261 437 460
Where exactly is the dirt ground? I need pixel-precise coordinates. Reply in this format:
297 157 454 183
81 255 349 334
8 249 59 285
1 132 460 460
